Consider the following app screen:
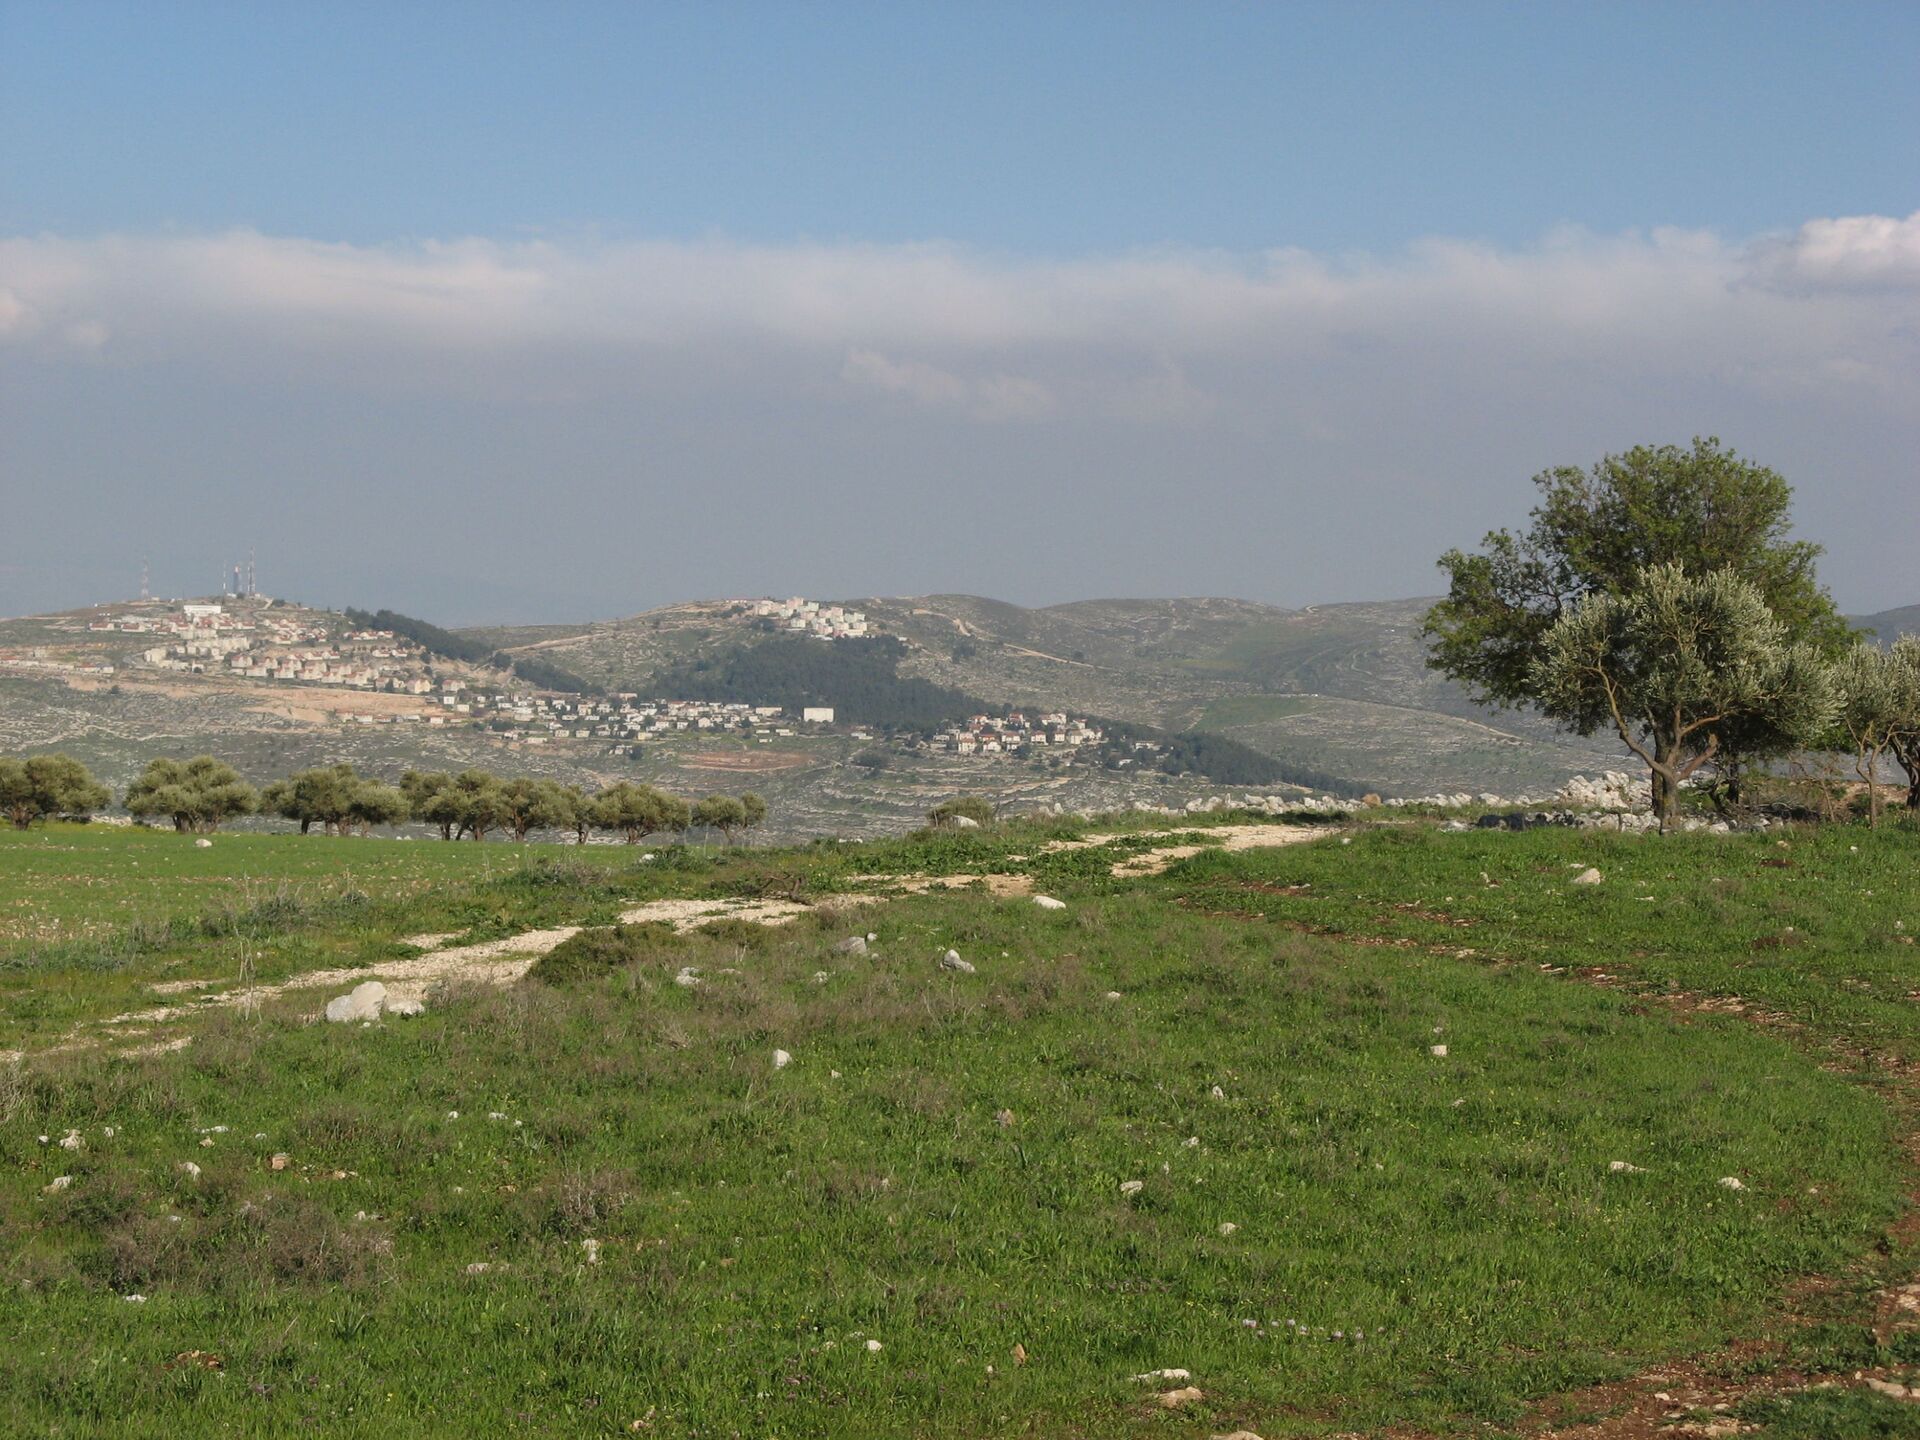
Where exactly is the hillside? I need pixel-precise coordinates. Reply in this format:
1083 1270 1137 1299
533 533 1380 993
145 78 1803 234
1859 605 1920 643
21 587 1913 819
474 593 1622 796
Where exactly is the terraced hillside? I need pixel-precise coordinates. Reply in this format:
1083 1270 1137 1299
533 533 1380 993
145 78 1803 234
477 593 1623 796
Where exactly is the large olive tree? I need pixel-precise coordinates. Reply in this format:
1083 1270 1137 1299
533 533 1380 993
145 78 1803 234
1530 566 1835 828
1426 438 1851 710
0 754 111 828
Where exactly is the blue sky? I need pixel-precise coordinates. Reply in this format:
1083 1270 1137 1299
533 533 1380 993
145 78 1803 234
7 2 1915 252
2 3 1917 621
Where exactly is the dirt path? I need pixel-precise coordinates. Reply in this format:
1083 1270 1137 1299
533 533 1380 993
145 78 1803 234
62 896 833 1053
1044 822 1338 876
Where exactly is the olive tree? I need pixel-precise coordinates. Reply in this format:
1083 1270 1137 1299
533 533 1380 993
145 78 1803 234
1529 566 1834 829
124 756 260 834
1886 636 1920 811
0 754 111 829
1833 641 1920 826
591 782 690 845
1426 438 1850 710
691 794 749 845
261 764 362 835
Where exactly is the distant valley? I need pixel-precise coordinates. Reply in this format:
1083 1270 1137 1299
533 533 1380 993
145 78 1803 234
4 589 1910 839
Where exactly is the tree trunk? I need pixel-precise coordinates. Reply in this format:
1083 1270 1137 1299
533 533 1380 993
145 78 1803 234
1894 738 1920 810
1650 741 1679 832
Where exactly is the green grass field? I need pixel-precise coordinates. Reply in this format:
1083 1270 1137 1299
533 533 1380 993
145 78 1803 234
4 816 1920 1436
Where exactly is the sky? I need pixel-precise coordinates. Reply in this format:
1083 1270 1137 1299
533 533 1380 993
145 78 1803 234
3 1 1917 623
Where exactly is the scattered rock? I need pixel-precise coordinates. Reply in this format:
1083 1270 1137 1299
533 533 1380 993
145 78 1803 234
1033 896 1067 911
1157 1386 1205 1408
834 936 868 955
324 981 388 1024
194 838 213 849
1571 868 1604 886
1105 991 1123 1000
772 1049 792 1070
674 967 702 988
123 1293 147 1304
1213 1432 1265 1440
1430 1045 1448 1057
1718 1176 1746 1191
938 949 975 974
176 1161 201 1179
1608 1160 1646 1174
1131 1368 1191 1382
465 1262 492 1275
1866 1377 1916 1400
950 815 980 829
1120 1179 1145 1197
865 1338 884 1352
1217 1222 1239 1236
58 1129 83 1151
995 1109 1015 1127
43 1175 72 1194
385 997 425 1018
582 1238 602 1265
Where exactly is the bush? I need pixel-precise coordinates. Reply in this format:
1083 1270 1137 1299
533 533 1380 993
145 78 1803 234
929 796 996 828
527 923 684 984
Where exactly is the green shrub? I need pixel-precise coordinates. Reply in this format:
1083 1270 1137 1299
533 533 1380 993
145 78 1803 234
526 922 683 984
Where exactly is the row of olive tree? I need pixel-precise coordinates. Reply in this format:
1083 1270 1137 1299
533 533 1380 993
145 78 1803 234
0 752 768 844
1425 438 1920 829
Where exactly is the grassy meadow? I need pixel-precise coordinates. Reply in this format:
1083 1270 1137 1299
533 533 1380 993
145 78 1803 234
3 815 1920 1436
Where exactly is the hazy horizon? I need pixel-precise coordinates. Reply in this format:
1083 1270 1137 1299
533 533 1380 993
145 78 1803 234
4 4 1916 623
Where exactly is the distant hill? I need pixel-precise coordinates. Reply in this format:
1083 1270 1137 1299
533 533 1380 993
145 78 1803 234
1857 606 1920 643
467 593 1622 796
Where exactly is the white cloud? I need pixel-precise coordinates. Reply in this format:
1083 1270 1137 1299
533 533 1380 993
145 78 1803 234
1 218 1914 418
1751 211 1920 292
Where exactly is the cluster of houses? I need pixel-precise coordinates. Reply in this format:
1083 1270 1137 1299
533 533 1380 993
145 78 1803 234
116 604 437 692
446 692 840 749
929 711 1105 757
751 597 871 639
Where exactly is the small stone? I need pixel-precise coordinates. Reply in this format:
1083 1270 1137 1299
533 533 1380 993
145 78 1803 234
1217 1222 1239 1236
43 1175 73 1194
865 1339 883 1352
1213 1432 1266 1440
194 837 213 849
1210 1085 1226 1100
1131 1368 1190 1382
1033 896 1067 911
1430 1045 1448 1057
58 1130 83 1151
465 1262 492 1275
582 1238 602 1265
772 1049 792 1070
446 1110 460 1120
101 1126 116 1138
1157 1386 1205 1408
995 1109 1015 1127
1570 868 1603 886
1105 991 1123 1000
1718 1176 1746 1191
1608 1160 1646 1174
177 1161 201 1179
1120 1179 1145 1197
674 968 702 987
833 936 868 955
200 1137 215 1147
385 997 425 1018
938 950 975 973
123 1293 148 1303
812 971 830 984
